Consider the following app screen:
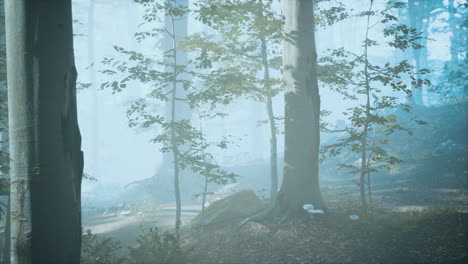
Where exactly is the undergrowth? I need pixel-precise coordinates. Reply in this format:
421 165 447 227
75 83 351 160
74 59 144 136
81 227 184 264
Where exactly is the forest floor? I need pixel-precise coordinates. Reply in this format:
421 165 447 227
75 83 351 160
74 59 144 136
182 202 468 264
82 184 468 263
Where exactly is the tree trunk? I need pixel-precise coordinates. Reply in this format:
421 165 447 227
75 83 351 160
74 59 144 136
170 16 182 236
359 1 375 212
199 121 209 213
1 198 10 264
0 1 9 262
408 0 424 105
5 1 83 263
159 0 190 180
448 0 458 66
260 38 278 202
367 172 372 205
279 0 325 213
201 174 208 213
359 147 368 211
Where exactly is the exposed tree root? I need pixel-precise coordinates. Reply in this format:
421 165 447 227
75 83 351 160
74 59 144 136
239 199 280 228
239 198 292 228
278 209 291 226
239 191 328 228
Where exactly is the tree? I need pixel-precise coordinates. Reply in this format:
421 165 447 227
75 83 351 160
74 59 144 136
102 0 235 235
157 0 192 192
0 0 7 182
0 1 10 263
431 1 467 103
320 1 430 211
185 0 283 201
241 0 325 225
406 0 440 105
191 114 237 213
5 0 83 263
279 0 326 215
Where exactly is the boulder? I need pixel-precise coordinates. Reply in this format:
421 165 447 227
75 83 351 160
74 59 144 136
191 190 266 227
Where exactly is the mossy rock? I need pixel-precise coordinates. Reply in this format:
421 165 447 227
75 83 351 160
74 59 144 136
191 190 265 227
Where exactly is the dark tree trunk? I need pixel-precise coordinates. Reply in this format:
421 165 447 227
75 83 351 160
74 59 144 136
5 1 83 263
1 198 9 264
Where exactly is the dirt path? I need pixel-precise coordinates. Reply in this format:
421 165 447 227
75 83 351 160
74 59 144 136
83 204 200 245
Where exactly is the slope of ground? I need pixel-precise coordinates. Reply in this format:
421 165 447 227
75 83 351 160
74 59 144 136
182 208 468 264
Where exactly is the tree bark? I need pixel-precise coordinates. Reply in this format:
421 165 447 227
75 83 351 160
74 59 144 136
5 1 83 263
0 1 9 262
1 198 10 264
279 0 325 213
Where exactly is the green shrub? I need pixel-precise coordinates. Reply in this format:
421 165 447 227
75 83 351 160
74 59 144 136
129 227 185 264
81 229 128 264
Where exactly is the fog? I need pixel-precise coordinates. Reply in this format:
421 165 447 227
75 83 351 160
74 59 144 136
1 0 465 263
73 0 456 203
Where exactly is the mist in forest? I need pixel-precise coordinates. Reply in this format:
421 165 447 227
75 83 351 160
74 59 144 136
0 0 467 263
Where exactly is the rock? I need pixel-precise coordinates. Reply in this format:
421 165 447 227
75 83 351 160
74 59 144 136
191 189 266 227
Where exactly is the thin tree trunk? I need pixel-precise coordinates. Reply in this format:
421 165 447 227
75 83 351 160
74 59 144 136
5 1 83 263
159 0 189 183
201 174 208 213
360 150 368 210
260 38 278 202
408 0 423 105
200 155 209 213
448 0 458 66
366 128 377 208
280 0 325 213
360 0 375 212
170 16 182 236
367 172 372 205
199 120 209 213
